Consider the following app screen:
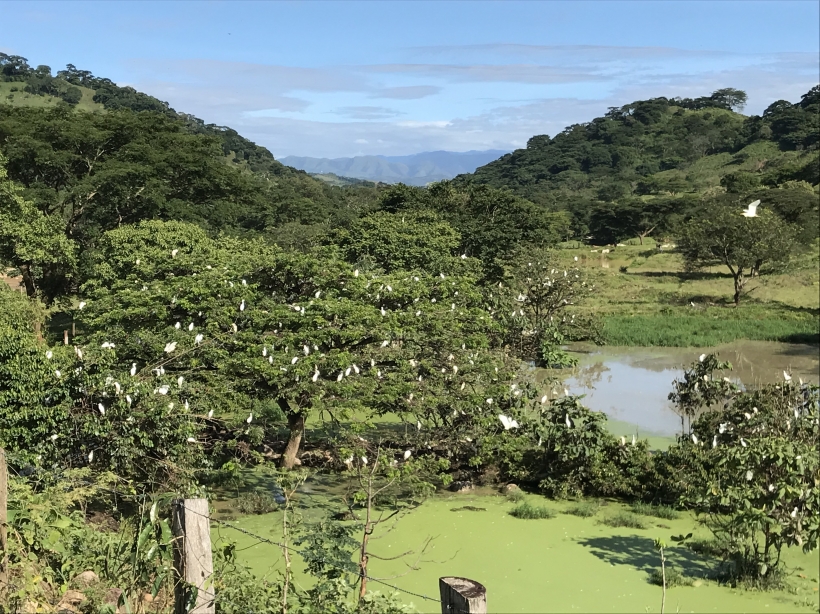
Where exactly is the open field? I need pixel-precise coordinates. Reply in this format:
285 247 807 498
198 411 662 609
0 81 103 112
554 238 820 346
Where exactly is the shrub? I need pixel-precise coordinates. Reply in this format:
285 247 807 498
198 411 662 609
649 566 694 587
564 501 601 517
600 512 648 529
630 502 680 520
506 489 525 503
509 502 555 519
235 491 279 515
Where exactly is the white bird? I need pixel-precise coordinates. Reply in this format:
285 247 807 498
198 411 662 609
699 354 707 362
171 249 178 257
719 423 727 434
114 382 121 395
188 322 194 331
486 398 493 405
239 300 245 312
361 456 368 465
499 414 519 430
712 435 718 449
345 366 351 376
184 399 189 410
164 342 177 353
620 436 626 446
195 334 204 345
246 413 253 424
312 368 320 382
353 364 360 374
741 199 760 218
177 376 184 387
175 322 181 329
337 372 344 382
187 437 196 443
404 450 412 460
75 347 83 359
231 323 238 333
207 409 214 418
631 434 636 446
46 350 53 359
242 279 247 286
126 395 132 406
790 507 798 518
315 290 321 299
691 433 699 444
564 388 570 396
98 403 105 415
50 434 58 441
88 451 94 462
540 395 548 404
263 347 268 357
461 253 467 259
783 371 792 381
416 420 422 431
740 437 748 447
291 356 299 365
745 470 754 481
354 269 359 277
460 382 465 390
381 340 390 348
157 385 169 395
78 301 86 310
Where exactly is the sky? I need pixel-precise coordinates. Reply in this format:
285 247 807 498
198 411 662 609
4 1 819 158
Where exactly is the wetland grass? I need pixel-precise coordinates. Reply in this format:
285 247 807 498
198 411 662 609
509 502 556 519
600 511 649 529
564 500 602 517
630 502 680 520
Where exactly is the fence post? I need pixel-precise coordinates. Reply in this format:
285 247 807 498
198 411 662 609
172 499 215 614
439 577 487 614
0 448 8 594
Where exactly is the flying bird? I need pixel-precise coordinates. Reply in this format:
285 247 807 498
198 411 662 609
498 414 519 430
741 200 760 217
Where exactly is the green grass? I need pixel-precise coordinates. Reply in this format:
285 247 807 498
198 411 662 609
505 489 526 503
630 502 680 520
602 313 819 347
0 82 103 113
509 502 555 519
599 512 649 529
649 566 696 587
564 500 601 517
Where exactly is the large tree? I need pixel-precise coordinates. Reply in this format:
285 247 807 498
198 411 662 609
78 221 522 469
677 205 796 305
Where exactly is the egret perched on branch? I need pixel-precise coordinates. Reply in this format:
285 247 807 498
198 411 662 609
741 200 760 218
164 342 177 354
498 414 519 430
195 333 204 345
783 371 792 381
404 450 412 460
699 354 707 362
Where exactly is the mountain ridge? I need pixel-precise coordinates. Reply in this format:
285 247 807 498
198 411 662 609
281 149 509 186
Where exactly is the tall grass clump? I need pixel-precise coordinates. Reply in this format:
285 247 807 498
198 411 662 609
600 512 648 529
506 489 526 503
602 314 819 346
235 491 279 515
565 500 601 517
630 502 680 519
649 566 694 587
509 502 555 519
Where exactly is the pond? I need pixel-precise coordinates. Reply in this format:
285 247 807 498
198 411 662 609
535 341 820 446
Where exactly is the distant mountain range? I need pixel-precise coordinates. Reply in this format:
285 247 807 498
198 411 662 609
279 150 509 186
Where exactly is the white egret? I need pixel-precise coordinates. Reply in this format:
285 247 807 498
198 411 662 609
175 322 181 329
354 269 359 277
353 364 360 374
242 279 247 286
740 437 748 447
78 301 86 310
75 347 83 359
345 366 351 376
783 371 792 381
699 354 706 362
498 414 519 430
171 249 178 257
184 400 189 410
177 376 184 387
312 368 320 382
719 423 727 434
486 398 493 405
187 437 196 443
315 290 321 299
790 507 798 518
620 436 626 446
691 433 699 444
741 200 760 218
98 403 105 415
50 434 58 441
195 334 204 344
460 382 465 390
88 451 94 462
46 350 53 359
361 456 368 465
207 409 214 418
540 395 548 404
381 340 390 347
337 372 344 382
416 420 422 431
263 347 268 357
157 385 169 395
164 342 177 353
712 435 718 449
246 413 253 424
291 356 299 365
239 300 246 312
745 470 754 481
126 395 132 406
404 450 412 460
114 382 121 395
231 323 238 333
188 322 194 331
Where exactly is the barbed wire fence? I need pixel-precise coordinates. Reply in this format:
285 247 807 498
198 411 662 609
0 449 486 613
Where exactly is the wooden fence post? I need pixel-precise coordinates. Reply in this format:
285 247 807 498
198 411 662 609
0 448 8 594
172 499 215 614
439 577 487 614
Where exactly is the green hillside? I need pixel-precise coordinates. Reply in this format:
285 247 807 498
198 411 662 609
455 87 819 244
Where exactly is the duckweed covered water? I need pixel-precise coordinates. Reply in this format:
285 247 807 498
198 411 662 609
217 487 820 613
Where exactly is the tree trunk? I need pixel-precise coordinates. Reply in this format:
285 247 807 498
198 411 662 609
18 262 36 298
733 270 744 306
281 407 304 470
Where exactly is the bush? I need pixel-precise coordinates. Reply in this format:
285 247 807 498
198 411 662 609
506 489 525 503
649 566 694 587
600 512 648 529
630 502 679 520
564 500 601 517
509 502 555 519
235 491 279 515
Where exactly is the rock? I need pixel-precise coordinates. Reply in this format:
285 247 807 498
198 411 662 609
502 483 521 495
57 589 86 612
104 587 124 613
450 480 474 493
72 570 99 587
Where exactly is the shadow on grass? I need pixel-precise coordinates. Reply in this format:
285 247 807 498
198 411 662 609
578 535 715 579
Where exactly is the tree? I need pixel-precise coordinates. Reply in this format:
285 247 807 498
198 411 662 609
0 156 77 301
682 380 819 582
677 206 796 305
78 220 520 470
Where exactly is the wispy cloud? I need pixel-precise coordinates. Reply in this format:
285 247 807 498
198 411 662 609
333 106 404 120
372 85 441 99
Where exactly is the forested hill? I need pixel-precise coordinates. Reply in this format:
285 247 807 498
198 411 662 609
454 87 820 243
0 53 382 247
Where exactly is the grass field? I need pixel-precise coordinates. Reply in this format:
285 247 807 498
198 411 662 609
0 81 103 112
554 238 820 347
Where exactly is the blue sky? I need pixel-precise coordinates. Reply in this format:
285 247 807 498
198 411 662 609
5 1 819 158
